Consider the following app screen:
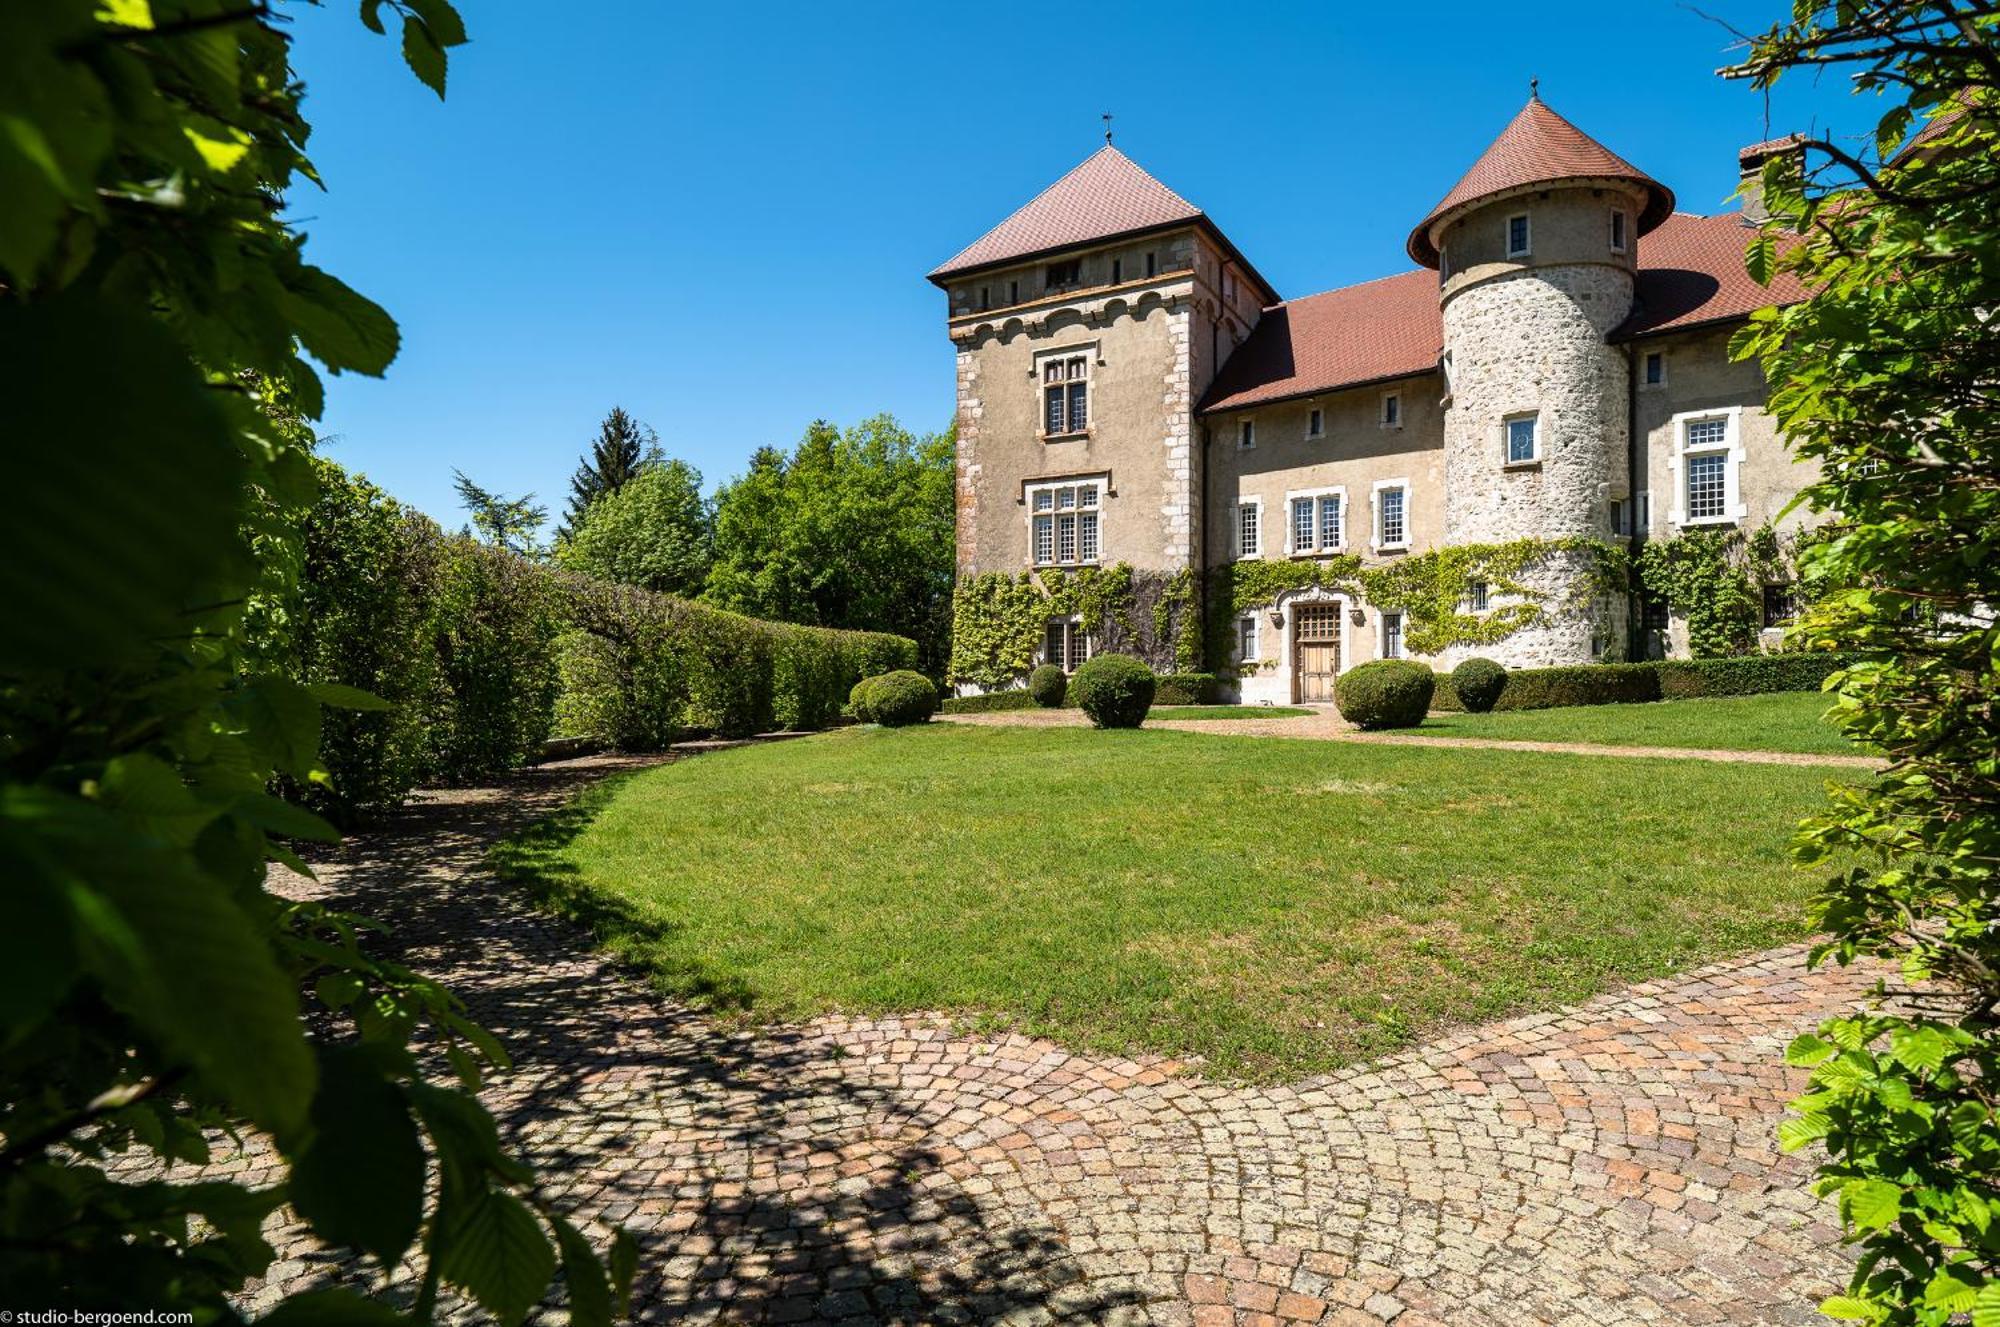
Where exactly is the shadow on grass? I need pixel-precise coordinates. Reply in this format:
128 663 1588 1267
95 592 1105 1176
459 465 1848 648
274 749 1142 1325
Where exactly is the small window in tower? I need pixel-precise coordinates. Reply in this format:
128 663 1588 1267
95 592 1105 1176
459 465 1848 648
1469 581 1490 611
1112 257 1122 283
1307 408 1324 438
1222 270 1238 301
1504 412 1540 465
1506 213 1531 258
1045 259 1081 290
979 286 990 311
1610 209 1628 253
1145 251 1157 277
1039 353 1091 437
1009 279 1018 304
1644 351 1666 387
1238 419 1255 449
1381 392 1401 429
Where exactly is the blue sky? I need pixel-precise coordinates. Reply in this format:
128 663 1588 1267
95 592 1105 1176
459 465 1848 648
287 0 1872 527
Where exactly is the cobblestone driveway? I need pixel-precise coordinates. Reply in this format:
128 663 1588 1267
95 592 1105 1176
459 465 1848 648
246 751 1864 1326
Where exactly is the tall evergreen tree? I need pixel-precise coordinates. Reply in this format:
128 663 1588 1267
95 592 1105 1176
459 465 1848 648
560 406 652 538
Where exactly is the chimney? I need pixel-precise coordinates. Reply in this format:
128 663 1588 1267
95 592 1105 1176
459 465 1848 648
1737 134 1807 224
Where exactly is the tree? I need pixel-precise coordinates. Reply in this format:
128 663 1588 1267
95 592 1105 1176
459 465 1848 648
705 415 955 674
454 468 549 556
559 407 654 539
1728 7 2000 1323
0 3 628 1320
556 457 713 596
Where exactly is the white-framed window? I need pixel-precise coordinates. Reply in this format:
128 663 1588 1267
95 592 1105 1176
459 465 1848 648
1668 409 1746 528
1643 351 1666 387
1610 209 1628 254
1238 418 1256 450
1039 350 1091 437
1044 618 1090 673
1506 212 1531 258
1469 581 1489 612
1371 479 1410 552
1306 407 1324 439
1380 611 1406 659
1237 616 1258 662
1381 392 1401 428
1233 498 1262 560
1027 478 1103 567
1441 350 1455 398
1287 488 1345 555
1609 497 1630 536
1504 412 1540 465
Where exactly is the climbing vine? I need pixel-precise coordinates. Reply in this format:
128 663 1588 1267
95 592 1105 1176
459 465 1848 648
951 563 1162 687
1636 529 1761 658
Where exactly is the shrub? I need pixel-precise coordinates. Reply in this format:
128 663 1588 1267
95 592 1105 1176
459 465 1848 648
1451 657 1508 713
1029 664 1068 707
1070 653 1155 729
1335 659 1435 729
848 676 879 723
1489 662 1663 711
866 670 938 726
1657 651 1851 699
939 689 1035 714
1153 671 1220 706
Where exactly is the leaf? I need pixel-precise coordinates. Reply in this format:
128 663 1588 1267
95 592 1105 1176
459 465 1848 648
1746 233 1776 286
0 825 81 1043
609 1226 638 1317
1819 1294 1881 1322
1889 1024 1952 1075
1978 1284 2000 1327
229 792 340 845
99 753 220 849
358 0 385 34
1844 1179 1903 1233
307 681 395 712
1787 1032 1836 1066
290 1047 425 1264
260 1289 412 1326
553 1216 612 1327
281 265 400 376
229 675 323 781
401 15 448 98
182 119 252 174
437 1191 557 1324
1778 1113 1831 1152
405 0 468 47
0 297 246 669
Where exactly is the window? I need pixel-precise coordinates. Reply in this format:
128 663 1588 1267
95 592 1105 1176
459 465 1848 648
1111 257 1122 283
1381 392 1401 428
1222 270 1237 301
1506 212 1531 257
1046 259 1081 290
1643 351 1665 386
1762 583 1801 628
1287 491 1344 554
1441 350 1455 397
1028 480 1102 567
1235 500 1261 559
1041 353 1090 436
1238 419 1255 450
1609 498 1630 536
1469 581 1489 611
1373 481 1409 551
979 286 990 311
1044 619 1090 672
1439 245 1451 283
1610 209 1628 253
1381 612 1405 659
1009 279 1018 304
1505 413 1539 465
1673 411 1741 527
1307 408 1324 438
1237 616 1258 662
1145 251 1156 277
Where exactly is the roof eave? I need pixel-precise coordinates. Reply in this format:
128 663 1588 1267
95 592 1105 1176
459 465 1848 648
1406 175 1677 268
1199 365 1442 417
927 215 1280 304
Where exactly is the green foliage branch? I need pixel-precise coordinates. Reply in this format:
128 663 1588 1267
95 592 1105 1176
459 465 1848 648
1726 8 2000 1324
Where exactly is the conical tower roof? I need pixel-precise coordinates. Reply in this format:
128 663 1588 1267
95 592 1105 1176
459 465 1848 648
1407 95 1673 267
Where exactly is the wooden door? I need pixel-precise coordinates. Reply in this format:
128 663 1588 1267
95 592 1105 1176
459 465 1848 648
1294 604 1342 702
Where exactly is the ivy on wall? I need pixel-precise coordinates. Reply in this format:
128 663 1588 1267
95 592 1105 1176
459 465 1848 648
1636 529 1761 658
950 563 1146 687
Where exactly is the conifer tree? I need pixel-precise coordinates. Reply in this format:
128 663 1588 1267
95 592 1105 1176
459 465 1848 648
560 406 653 538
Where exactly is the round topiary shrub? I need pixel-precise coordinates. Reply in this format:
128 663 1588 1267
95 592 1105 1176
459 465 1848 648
1336 659 1436 730
1028 663 1067 708
866 670 938 727
847 677 878 723
1069 653 1155 729
1451 657 1508 713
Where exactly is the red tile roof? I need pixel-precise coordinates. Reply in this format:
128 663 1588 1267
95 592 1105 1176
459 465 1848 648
928 146 1204 281
1408 97 1674 267
1201 212 1806 413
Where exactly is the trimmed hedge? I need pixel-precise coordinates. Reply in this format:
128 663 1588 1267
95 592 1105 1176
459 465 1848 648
939 689 1036 714
1070 653 1155 729
267 459 918 817
1153 671 1220 706
864 670 938 726
1451 658 1508 713
1429 652 1853 714
1029 664 1067 707
1336 660 1435 729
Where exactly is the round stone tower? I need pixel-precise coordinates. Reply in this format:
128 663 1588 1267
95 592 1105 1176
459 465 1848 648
1408 93 1674 667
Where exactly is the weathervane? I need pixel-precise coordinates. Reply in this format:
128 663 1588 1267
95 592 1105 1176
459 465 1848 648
1102 112 1114 145
1530 77 1540 100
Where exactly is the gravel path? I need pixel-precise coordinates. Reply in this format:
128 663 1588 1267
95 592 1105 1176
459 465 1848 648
201 749 1863 1325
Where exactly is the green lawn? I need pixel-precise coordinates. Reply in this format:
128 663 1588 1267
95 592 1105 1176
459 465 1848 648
1152 705 1311 721
1421 690 1861 757
498 723 1849 1079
